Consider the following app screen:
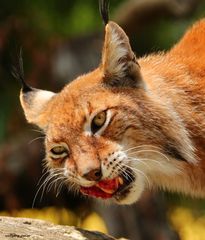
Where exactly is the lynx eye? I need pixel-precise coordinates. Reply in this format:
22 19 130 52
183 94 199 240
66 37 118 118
50 145 69 159
91 111 106 134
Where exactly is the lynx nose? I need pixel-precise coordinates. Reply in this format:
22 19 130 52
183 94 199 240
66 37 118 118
83 168 102 181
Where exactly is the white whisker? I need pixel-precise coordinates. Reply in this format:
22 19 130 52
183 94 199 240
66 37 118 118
121 162 151 187
126 157 164 168
128 149 170 162
124 145 161 153
125 157 150 168
32 168 66 208
28 136 45 145
30 128 45 134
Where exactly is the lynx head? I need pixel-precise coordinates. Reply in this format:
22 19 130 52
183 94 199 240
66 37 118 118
18 0 195 204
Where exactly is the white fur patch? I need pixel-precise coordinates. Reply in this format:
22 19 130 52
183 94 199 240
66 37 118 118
33 90 55 112
20 89 55 124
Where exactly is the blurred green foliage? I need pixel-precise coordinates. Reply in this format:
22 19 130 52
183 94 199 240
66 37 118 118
130 1 205 55
0 0 124 39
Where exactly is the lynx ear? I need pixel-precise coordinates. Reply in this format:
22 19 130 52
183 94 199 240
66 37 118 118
20 88 55 128
102 21 142 87
12 48 55 129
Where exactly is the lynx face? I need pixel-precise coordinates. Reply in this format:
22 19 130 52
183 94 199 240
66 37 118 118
20 21 196 204
42 79 154 204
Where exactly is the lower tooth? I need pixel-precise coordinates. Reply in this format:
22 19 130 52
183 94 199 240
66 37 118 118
118 177 124 185
101 188 115 194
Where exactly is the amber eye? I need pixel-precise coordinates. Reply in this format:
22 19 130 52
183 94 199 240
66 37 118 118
50 145 68 158
91 111 106 134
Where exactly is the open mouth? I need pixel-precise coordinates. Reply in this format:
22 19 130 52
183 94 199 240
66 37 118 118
80 169 135 200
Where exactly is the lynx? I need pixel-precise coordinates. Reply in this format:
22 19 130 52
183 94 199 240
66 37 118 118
17 1 205 204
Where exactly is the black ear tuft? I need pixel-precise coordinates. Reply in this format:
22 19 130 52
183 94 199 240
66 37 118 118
99 0 109 25
12 48 32 93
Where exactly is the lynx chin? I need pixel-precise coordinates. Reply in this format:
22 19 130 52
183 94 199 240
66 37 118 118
18 1 205 205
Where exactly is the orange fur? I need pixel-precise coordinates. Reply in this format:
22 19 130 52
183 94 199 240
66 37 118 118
20 19 205 204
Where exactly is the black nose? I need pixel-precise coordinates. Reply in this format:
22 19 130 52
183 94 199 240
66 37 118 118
83 168 102 181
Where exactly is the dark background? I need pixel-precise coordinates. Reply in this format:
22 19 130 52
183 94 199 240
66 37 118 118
1 0 205 239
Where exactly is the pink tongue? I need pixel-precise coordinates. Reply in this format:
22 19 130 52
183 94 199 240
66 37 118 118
80 185 113 199
80 178 119 199
96 178 119 192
